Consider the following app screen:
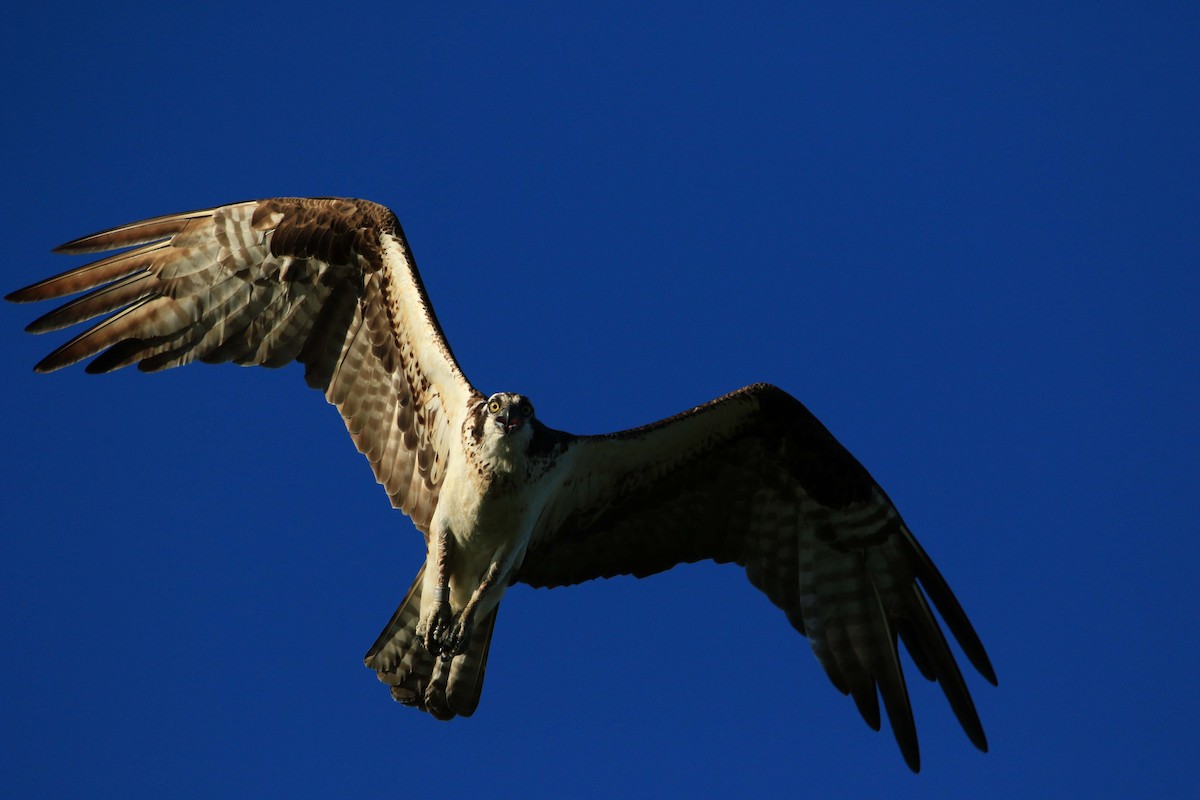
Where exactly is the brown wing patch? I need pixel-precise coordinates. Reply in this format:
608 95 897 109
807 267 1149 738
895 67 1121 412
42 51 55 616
8 197 479 532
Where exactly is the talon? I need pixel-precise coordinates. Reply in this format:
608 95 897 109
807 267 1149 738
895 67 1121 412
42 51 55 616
444 613 474 656
420 599 453 657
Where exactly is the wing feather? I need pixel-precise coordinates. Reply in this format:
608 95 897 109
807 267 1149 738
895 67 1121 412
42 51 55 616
24 272 157 333
11 242 173 302
517 382 994 771
8 197 480 532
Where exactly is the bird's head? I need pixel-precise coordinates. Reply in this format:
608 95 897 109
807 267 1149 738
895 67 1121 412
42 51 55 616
481 392 536 441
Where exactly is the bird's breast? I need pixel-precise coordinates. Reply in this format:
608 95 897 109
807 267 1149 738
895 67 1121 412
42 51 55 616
435 451 539 556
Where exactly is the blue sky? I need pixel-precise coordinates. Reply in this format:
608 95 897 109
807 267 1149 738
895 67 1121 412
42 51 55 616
2 3 1196 797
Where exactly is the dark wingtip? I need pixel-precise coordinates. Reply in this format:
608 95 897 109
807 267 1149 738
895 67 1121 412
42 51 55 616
32 355 62 374
888 691 921 773
983 664 999 687
967 643 999 687
849 683 882 732
6 286 37 303
902 745 921 774
904 530 998 687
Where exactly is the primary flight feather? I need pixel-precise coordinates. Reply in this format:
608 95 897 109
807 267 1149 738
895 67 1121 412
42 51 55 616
8 196 996 771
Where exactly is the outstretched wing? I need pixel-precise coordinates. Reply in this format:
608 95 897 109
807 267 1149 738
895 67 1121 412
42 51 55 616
7 197 480 531
517 383 996 772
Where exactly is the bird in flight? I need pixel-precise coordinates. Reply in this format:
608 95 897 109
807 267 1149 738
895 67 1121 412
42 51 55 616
8 196 995 771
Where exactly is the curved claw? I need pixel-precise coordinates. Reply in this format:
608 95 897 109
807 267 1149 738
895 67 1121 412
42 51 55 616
442 615 474 659
419 601 454 657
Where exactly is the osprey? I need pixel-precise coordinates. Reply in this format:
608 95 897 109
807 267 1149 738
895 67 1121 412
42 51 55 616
8 197 995 771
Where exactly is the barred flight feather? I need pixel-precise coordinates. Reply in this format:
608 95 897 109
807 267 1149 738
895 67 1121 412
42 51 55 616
10 196 995 772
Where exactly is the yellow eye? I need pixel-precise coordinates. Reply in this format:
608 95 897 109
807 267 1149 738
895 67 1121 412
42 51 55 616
488 399 501 414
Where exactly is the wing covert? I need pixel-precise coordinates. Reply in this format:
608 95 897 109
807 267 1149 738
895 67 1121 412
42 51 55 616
7 197 480 531
516 383 995 771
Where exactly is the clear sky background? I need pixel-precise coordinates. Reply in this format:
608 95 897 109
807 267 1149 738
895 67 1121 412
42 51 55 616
2 3 1196 798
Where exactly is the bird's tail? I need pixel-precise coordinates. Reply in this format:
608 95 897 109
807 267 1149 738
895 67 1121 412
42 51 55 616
363 566 499 719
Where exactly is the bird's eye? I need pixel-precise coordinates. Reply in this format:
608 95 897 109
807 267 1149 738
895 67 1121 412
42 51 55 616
488 399 501 414
520 402 534 418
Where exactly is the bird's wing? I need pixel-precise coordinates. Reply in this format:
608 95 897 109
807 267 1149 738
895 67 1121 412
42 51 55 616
7 197 479 531
517 383 996 772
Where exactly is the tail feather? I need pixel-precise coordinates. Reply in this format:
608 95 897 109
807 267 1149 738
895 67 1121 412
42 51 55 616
444 607 499 716
364 567 499 719
364 567 428 677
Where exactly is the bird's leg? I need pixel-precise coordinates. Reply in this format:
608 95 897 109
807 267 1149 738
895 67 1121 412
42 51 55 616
417 530 454 657
442 557 506 658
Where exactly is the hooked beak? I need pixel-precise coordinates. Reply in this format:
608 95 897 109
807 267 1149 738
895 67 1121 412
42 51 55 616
496 407 524 436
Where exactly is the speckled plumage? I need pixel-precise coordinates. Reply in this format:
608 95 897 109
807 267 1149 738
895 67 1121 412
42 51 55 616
9 196 995 771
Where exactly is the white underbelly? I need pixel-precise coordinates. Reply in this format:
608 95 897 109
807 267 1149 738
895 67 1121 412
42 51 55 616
430 473 536 609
